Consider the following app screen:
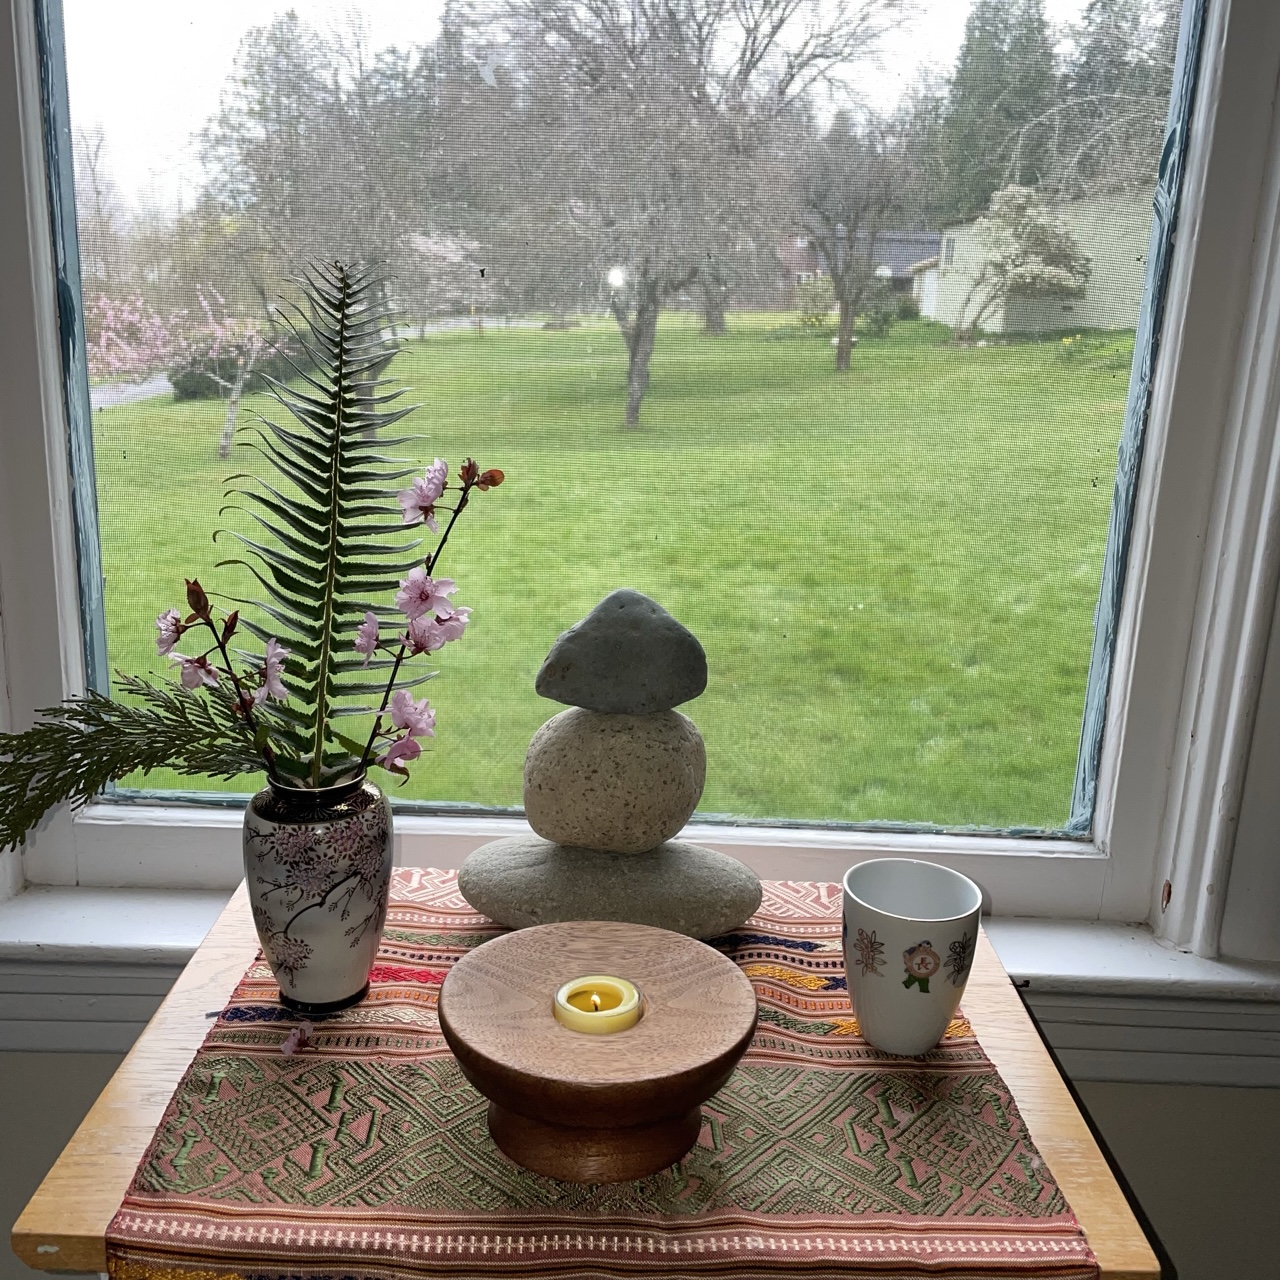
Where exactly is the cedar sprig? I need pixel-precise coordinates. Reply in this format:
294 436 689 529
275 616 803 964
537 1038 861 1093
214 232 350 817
0 674 265 848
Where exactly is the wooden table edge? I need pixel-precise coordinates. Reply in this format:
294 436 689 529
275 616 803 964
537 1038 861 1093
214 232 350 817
12 880 1162 1278
967 930 1161 1279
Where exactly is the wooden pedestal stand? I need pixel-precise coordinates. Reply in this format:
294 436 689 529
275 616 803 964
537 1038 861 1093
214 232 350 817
438 920 758 1183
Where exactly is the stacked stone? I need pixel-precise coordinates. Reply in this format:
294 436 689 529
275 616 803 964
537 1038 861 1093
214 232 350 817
458 590 762 939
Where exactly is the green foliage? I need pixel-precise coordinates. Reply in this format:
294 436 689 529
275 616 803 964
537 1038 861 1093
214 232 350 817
0 675 264 849
1053 0 1178 196
860 283 898 338
939 0 1058 220
170 339 300 401
796 278 835 328
895 295 921 322
1056 331 1134 372
219 261 425 786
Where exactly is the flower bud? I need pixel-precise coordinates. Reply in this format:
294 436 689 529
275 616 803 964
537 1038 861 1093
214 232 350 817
185 578 211 621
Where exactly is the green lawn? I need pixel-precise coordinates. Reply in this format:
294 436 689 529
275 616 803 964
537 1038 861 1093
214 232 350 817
91 315 1132 830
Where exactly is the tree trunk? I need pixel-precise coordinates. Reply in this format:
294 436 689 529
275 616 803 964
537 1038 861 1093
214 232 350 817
701 277 727 336
834 298 856 372
217 340 260 459
624 297 660 427
217 359 249 459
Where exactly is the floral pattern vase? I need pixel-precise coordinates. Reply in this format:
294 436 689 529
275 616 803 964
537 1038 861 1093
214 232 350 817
243 774 393 1015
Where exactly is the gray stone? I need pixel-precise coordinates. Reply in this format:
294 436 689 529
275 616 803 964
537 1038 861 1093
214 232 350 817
536 589 708 713
457 835 763 939
524 707 705 854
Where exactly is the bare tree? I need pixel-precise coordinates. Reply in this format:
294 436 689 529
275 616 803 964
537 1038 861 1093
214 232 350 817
491 0 915 424
199 13 439 308
989 0 1181 203
72 126 128 299
797 114 907 372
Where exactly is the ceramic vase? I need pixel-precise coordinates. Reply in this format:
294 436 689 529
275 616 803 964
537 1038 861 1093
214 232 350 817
242 774 393 1015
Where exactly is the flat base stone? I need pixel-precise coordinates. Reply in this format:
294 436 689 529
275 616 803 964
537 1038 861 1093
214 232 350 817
457 835 763 940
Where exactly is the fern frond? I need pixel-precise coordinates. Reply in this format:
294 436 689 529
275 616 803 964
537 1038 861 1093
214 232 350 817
220 261 428 785
0 676 264 850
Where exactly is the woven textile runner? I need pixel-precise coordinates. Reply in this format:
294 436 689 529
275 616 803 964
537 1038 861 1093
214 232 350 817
107 869 1098 1280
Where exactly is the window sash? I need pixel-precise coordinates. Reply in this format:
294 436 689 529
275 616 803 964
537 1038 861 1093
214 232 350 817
3 0 1279 953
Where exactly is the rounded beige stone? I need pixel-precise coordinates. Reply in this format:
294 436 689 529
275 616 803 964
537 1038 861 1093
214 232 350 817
523 708 706 854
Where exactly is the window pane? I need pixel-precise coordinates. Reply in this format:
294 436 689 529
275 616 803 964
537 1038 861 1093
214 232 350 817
59 0 1190 829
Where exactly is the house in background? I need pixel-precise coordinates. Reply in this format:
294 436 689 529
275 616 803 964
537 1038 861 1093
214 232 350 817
779 230 941 303
910 254 939 316
915 189 1153 334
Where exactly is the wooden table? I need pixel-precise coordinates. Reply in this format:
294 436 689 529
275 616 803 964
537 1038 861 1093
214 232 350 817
12 881 1162 1278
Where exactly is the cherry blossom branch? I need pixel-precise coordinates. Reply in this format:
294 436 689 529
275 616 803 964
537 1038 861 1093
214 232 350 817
184 578 280 781
358 645 409 774
357 459 501 776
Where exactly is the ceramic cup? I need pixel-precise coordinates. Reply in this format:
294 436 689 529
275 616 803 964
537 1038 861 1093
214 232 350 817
842 858 982 1056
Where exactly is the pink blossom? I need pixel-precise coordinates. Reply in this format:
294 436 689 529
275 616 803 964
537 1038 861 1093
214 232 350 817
434 606 471 644
405 614 447 654
253 638 290 705
390 689 436 738
379 734 422 773
398 458 449 528
154 608 184 656
394 568 457 621
354 612 379 664
280 1020 314 1056
405 604 471 655
171 653 220 689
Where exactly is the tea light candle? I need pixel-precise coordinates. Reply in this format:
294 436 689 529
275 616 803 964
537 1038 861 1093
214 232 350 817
553 975 642 1035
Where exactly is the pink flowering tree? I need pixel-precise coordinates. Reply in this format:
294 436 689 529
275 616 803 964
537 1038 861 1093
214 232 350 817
85 292 174 382
166 288 267 458
86 287 270 458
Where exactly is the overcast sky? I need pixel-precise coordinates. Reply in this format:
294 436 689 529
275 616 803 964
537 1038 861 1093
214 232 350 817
63 0 1091 212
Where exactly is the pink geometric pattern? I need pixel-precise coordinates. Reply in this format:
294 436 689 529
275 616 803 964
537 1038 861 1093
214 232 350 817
106 870 1098 1280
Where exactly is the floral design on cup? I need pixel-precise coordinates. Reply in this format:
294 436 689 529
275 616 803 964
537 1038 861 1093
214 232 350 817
902 941 940 992
946 932 976 986
851 927 886 977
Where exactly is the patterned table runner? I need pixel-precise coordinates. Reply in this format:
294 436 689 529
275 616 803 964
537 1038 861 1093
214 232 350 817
107 869 1097 1279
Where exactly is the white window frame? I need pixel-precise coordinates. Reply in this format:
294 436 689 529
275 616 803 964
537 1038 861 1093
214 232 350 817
2 0 1279 955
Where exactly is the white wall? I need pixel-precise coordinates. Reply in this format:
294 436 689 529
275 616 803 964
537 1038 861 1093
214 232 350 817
1075 1081 1280 1279
0 1052 120 1280
1219 587 1280 962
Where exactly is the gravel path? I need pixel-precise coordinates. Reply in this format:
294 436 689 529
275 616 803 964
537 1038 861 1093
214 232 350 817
91 375 173 410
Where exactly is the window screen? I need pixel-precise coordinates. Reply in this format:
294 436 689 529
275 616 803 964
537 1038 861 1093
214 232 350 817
56 0 1192 829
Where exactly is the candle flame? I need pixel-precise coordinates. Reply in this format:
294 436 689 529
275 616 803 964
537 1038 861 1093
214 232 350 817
591 991 601 1011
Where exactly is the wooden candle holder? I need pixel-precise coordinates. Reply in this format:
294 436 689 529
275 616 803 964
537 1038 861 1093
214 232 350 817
438 920 758 1183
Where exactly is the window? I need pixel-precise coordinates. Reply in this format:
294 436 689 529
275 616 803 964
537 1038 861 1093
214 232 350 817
944 237 955 266
56 0 1193 828
3 0 1279 956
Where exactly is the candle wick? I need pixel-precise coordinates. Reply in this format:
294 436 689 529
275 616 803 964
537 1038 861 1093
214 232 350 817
591 992 601 1011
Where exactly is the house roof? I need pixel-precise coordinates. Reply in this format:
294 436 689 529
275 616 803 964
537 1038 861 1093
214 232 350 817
779 229 942 280
868 232 943 278
908 256 939 275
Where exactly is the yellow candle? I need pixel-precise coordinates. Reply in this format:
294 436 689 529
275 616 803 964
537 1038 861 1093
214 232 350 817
552 975 642 1035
